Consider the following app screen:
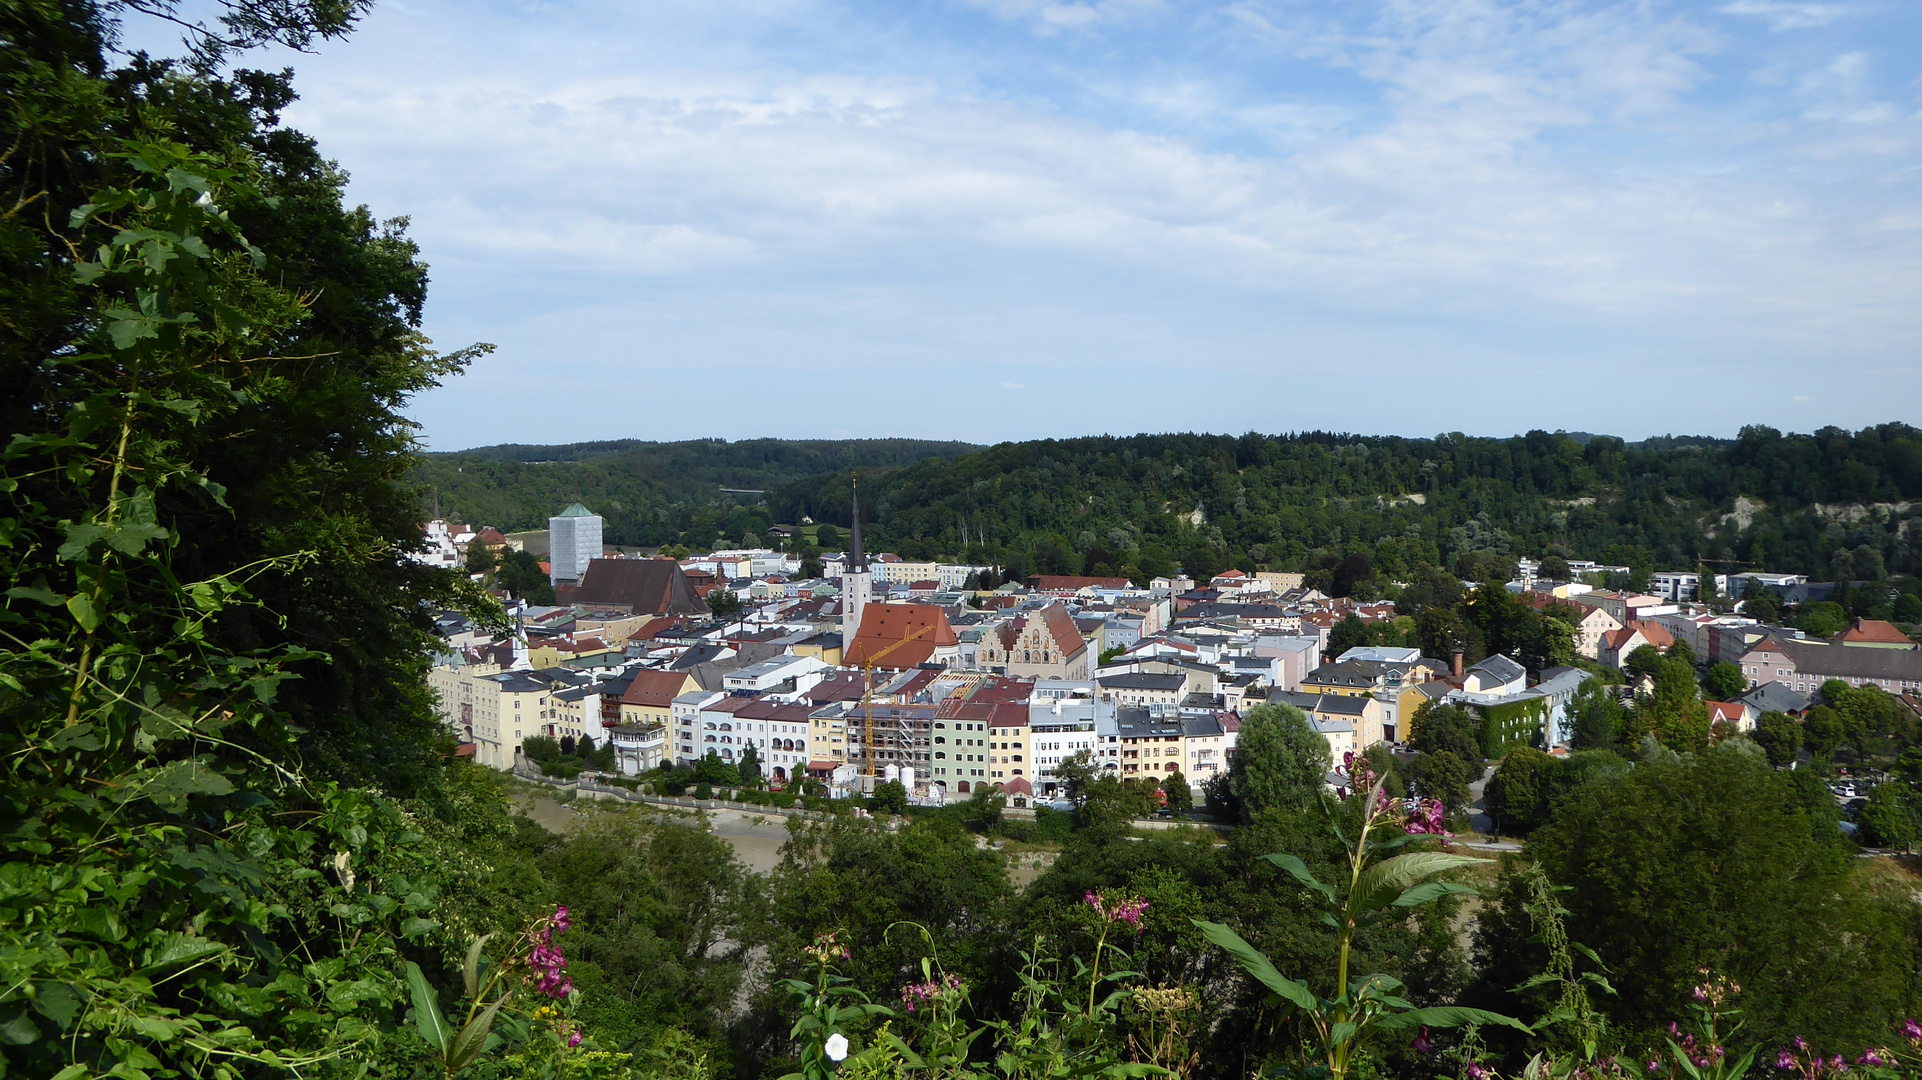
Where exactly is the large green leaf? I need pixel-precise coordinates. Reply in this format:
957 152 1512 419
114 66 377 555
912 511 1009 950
1391 882 1477 908
1373 1006 1531 1033
446 995 508 1073
405 961 452 1055
462 934 493 999
1350 852 1480 915
1265 854 1336 904
1193 920 1317 1011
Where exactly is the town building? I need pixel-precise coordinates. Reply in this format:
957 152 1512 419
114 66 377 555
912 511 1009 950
548 503 602 586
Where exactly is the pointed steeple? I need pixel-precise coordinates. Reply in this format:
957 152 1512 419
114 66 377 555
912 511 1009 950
848 475 867 572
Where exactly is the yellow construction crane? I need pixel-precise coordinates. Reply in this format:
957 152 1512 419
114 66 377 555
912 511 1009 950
856 625 934 780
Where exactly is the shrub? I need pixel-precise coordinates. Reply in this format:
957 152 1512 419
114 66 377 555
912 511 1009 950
695 782 713 801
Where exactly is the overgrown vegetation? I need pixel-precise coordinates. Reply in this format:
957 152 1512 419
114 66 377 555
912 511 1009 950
9 5 1922 1080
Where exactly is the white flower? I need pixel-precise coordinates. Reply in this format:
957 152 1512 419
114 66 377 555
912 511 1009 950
825 1033 849 1062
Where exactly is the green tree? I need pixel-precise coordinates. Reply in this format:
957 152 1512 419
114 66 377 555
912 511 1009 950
738 743 762 786
1161 770 1193 812
1226 704 1332 820
1054 749 1101 808
1411 703 1483 768
1484 745 1556 835
467 538 499 576
1539 555 1571 581
537 814 754 1044
1412 749 1473 814
1803 705 1845 758
1894 592 1922 623
695 750 740 787
1743 589 1782 624
1518 745 1912 1047
1327 613 1370 658
706 588 746 619
960 784 1006 831
1795 601 1850 639
1567 680 1627 751
1858 783 1918 851
1702 661 1748 701
870 779 909 814
1753 711 1803 767
496 547 557 604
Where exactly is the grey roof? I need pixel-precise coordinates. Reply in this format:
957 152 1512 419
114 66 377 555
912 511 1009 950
532 666 595 687
1774 637 1922 683
1265 690 1322 712
1114 708 1186 739
1098 673 1187 691
1182 714 1226 738
1315 695 1372 717
1469 654 1527 684
488 671 550 693
1305 660 1391 687
670 643 732 668
1736 680 1812 715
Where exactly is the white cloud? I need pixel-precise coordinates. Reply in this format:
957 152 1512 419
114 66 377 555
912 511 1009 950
1719 1 1863 33
237 0 1922 446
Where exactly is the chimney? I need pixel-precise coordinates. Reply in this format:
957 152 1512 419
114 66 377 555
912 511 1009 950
1451 650 1464 678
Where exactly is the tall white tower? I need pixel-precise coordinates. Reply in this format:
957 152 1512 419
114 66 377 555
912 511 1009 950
839 479 871 643
548 503 602 586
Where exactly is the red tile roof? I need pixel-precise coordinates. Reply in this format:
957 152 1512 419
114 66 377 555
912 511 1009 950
1038 602 1088 657
1840 619 1914 646
620 668 696 708
845 603 958 669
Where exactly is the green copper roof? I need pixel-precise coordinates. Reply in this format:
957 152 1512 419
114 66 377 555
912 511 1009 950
556 503 595 517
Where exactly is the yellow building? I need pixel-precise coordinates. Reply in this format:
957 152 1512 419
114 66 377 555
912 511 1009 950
618 669 699 731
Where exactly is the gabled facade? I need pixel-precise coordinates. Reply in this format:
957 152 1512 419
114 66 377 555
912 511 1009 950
998 603 1091 681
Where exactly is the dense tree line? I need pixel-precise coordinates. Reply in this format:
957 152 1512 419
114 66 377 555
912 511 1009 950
410 428 1922 584
409 438 974 546
757 427 1922 587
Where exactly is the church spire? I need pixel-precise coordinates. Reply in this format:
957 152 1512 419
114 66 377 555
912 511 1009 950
849 474 867 572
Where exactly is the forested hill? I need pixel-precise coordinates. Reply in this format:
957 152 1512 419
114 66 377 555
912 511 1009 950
411 438 978 540
766 424 1922 584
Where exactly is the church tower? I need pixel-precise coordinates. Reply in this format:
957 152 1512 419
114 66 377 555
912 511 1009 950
840 477 872 644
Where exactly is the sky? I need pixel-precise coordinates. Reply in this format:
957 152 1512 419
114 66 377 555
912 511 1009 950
130 0 1922 450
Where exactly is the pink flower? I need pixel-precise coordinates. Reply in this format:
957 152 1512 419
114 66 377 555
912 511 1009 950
1466 1063 1486 1080
1858 1050 1886 1067
553 905 571 934
1410 1027 1432 1056
1796 1038 1810 1052
1779 1050 1797 1071
567 1029 583 1048
1648 1062 1662 1074
1830 1057 1849 1073
1904 1020 1922 1044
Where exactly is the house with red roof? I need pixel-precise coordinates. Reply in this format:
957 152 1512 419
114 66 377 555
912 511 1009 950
990 602 1091 682
844 603 960 670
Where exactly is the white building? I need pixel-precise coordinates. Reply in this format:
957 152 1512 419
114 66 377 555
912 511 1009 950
1650 571 1729 603
412 519 463 570
548 503 603 585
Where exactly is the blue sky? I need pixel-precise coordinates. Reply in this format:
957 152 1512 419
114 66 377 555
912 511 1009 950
134 1 1922 449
